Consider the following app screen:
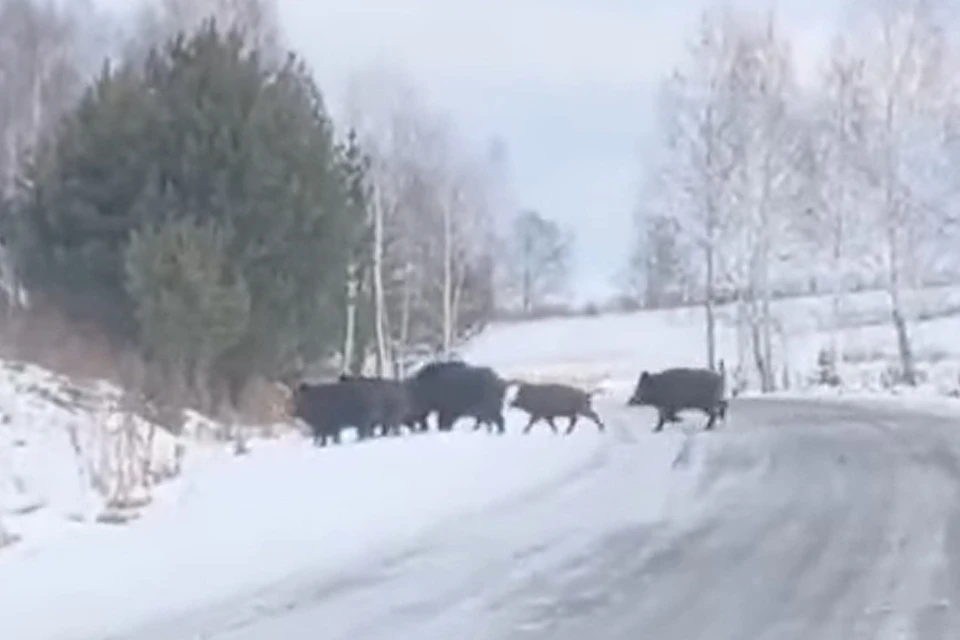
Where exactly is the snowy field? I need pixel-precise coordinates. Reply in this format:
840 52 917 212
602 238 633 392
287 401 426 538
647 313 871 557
1 284 959 639
470 284 960 398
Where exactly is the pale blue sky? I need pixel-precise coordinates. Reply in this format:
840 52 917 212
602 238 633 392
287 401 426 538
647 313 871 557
98 0 840 301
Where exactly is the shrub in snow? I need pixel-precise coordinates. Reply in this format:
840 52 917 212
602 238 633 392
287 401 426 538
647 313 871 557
731 365 749 396
879 363 927 390
67 397 185 523
814 348 842 387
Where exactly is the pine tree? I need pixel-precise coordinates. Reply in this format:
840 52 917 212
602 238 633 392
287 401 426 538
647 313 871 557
15 20 361 401
124 218 250 399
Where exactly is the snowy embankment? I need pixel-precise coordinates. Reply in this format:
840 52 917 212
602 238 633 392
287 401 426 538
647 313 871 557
0 361 186 547
0 319 693 640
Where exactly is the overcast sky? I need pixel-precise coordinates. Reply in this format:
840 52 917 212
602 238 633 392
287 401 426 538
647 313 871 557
99 0 844 301
282 0 850 301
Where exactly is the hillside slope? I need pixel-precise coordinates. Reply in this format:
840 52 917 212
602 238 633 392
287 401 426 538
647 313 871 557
465 285 960 397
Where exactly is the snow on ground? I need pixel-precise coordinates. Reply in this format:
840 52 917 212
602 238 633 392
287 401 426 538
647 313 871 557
4 284 956 639
466 285 960 399
0 421 624 640
0 337 690 640
0 360 185 548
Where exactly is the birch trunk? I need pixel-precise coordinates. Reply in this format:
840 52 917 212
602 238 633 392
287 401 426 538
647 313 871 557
441 191 454 356
341 264 357 374
372 186 388 376
704 243 717 371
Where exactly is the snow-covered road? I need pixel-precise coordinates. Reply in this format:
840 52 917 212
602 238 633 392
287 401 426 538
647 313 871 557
119 397 960 640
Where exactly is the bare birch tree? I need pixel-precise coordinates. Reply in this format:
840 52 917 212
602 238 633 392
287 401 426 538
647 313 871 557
370 181 390 373
645 7 745 371
343 67 437 371
506 209 571 315
343 64 502 367
850 0 956 384
642 212 691 308
643 8 803 390
0 0 102 315
801 37 874 378
0 0 96 197
723 13 804 392
437 143 457 356
409 118 495 356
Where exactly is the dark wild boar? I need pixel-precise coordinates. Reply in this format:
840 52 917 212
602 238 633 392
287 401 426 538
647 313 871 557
627 364 727 432
289 381 375 446
407 360 507 434
337 374 414 437
401 361 466 432
510 382 605 435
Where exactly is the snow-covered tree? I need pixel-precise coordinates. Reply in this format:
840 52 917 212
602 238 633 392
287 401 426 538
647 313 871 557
0 0 104 316
506 209 572 315
0 0 100 197
640 8 745 369
848 0 958 384
643 212 691 308
341 64 502 370
800 37 875 374
635 7 815 390
722 12 806 391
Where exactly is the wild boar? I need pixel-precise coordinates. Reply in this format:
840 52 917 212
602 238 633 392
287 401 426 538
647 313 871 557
627 365 726 432
510 382 605 435
289 381 374 446
337 374 414 437
406 361 507 434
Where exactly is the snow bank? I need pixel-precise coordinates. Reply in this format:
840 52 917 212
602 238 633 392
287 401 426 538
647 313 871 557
0 361 185 548
0 421 606 640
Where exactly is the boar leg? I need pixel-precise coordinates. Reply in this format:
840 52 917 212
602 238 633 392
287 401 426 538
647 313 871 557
582 408 605 432
522 415 542 434
437 410 456 432
546 417 560 434
654 407 672 432
490 412 506 435
704 407 719 430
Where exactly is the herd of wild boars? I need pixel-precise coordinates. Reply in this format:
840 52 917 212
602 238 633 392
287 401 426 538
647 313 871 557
287 359 729 447
289 361 509 446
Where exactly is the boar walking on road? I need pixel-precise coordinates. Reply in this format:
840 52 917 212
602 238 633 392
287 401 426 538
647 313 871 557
407 361 507 434
627 365 727 432
510 382 605 435
289 381 373 446
337 374 414 437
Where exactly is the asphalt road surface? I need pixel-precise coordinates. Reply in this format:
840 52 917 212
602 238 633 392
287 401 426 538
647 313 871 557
123 398 960 640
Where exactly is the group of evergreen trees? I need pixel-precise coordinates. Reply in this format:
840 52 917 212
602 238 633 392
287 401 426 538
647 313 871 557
1 20 454 413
